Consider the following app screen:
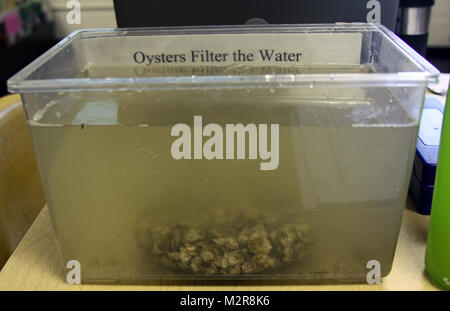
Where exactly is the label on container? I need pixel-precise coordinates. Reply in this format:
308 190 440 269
72 100 118 126
86 33 362 68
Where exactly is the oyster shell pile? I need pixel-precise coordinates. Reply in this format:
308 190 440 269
138 206 312 275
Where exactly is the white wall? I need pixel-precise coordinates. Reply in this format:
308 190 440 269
45 0 116 38
428 0 450 47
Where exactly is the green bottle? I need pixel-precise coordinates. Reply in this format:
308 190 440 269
425 84 450 290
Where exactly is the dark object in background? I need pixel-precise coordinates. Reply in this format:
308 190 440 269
1 1 55 96
396 0 435 56
1 1 48 47
114 0 399 30
409 96 444 215
0 22 55 96
426 48 450 73
19 1 48 36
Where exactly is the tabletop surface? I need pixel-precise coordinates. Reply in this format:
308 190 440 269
0 199 443 291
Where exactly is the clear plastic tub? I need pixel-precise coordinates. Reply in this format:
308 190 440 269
8 24 439 283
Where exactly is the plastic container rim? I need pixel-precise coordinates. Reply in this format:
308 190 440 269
7 23 440 93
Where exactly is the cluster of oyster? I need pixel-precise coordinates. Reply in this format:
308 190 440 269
138 206 312 275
